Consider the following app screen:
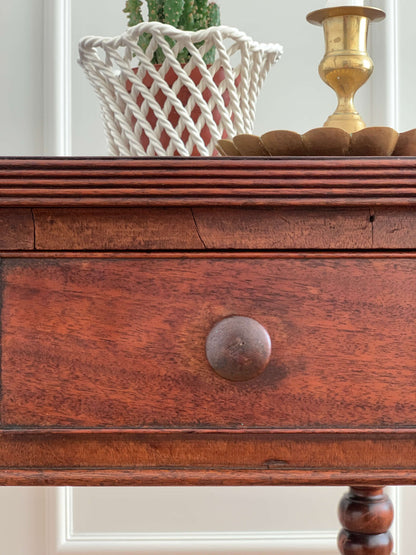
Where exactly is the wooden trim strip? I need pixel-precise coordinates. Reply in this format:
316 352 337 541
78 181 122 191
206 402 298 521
1 186 416 194
2 251 416 259
0 184 415 191
0 468 415 486
0 158 416 207
3 199 416 207
0 157 416 169
1 428 416 437
3 169 416 179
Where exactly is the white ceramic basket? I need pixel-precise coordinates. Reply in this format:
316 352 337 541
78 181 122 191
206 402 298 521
79 22 283 156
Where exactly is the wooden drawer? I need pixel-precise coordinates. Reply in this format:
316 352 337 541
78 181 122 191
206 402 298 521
1 254 416 430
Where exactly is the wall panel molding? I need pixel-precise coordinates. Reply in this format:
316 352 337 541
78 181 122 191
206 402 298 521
370 0 399 128
43 0 72 155
47 488 338 555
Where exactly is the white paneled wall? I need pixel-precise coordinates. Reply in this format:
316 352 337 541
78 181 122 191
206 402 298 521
48 487 342 554
397 1 416 131
43 0 72 155
1 1 416 554
0 0 44 155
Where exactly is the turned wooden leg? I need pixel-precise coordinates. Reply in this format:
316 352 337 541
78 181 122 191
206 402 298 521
338 487 394 555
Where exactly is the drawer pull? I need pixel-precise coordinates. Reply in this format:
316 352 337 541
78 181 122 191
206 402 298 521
205 316 271 381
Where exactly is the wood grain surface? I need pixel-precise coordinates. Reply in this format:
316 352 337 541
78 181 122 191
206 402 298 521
338 487 394 555
193 207 372 249
33 207 372 250
373 208 416 249
33 208 203 250
4 206 416 251
1 157 416 207
1 157 416 494
0 430 416 485
1 467 416 487
2 256 416 429
0 208 33 250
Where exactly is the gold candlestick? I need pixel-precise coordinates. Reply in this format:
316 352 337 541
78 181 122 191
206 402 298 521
307 6 385 134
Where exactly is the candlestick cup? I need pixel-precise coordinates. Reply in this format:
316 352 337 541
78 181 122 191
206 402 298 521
307 6 385 133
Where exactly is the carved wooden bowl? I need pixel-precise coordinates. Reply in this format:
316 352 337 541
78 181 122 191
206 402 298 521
217 127 416 156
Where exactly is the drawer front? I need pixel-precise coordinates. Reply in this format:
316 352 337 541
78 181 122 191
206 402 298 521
1 255 416 429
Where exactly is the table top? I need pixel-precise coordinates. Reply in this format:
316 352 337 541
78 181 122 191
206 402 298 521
0 157 416 487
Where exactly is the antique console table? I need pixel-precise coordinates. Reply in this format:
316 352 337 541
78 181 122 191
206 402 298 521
1 157 416 554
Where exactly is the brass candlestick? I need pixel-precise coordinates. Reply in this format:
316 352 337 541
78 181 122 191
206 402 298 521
307 6 385 134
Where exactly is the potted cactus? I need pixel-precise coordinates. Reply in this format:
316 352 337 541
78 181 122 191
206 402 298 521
78 4 283 156
123 0 225 155
123 0 221 64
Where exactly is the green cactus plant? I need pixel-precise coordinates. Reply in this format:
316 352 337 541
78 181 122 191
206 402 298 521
123 0 221 64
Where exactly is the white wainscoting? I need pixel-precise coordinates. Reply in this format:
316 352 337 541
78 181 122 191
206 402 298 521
45 487 406 555
43 0 72 155
47 487 342 555
0 0 44 155
369 0 399 128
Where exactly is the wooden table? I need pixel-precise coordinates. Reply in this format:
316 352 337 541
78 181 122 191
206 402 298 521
1 157 416 554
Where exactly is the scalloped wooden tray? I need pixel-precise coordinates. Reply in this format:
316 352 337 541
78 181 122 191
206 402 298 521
217 127 416 157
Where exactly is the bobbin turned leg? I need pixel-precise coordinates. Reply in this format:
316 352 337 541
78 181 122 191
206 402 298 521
338 487 394 555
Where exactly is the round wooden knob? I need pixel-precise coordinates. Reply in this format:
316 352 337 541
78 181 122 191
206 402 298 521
206 316 271 381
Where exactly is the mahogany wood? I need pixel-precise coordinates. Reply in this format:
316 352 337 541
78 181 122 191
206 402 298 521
33 208 203 250
1 157 416 207
373 207 416 249
16 206 416 251
3 256 416 430
338 487 394 555
1 158 415 554
0 208 33 250
1 468 416 487
193 207 373 250
1 431 416 485
34 207 372 251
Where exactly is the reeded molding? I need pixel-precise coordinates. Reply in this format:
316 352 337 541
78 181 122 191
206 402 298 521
1 157 416 207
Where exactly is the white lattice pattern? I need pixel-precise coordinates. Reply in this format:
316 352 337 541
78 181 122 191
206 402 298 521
79 22 283 156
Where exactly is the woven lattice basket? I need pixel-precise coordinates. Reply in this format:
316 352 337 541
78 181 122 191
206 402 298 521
79 22 283 156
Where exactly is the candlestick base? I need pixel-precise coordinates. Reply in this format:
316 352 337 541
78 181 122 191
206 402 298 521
324 112 365 134
307 6 385 134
